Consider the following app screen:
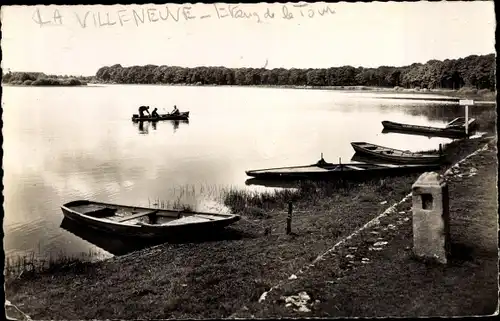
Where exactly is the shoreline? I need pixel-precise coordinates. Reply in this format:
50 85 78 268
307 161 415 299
5 135 497 319
83 82 500 103
3 81 496 103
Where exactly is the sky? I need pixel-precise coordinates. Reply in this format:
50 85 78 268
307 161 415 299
0 1 496 76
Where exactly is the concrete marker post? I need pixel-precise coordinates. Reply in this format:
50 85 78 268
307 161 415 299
411 172 450 264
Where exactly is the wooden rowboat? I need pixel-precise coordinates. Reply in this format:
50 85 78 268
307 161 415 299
445 117 477 130
132 111 190 121
245 159 441 181
350 142 444 164
61 200 240 239
381 120 471 138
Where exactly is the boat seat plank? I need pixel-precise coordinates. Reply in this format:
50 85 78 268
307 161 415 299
194 214 220 220
116 210 159 222
346 165 365 170
164 216 210 225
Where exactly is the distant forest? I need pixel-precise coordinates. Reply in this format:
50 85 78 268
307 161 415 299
95 54 496 90
2 72 92 86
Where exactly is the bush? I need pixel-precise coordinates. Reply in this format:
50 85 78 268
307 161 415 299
475 109 497 132
457 87 478 96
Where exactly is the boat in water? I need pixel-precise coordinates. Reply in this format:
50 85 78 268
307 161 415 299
350 142 445 164
245 158 441 180
381 117 476 138
445 117 477 130
132 111 190 121
61 200 240 239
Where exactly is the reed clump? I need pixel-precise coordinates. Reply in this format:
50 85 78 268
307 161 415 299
222 177 415 217
4 249 102 280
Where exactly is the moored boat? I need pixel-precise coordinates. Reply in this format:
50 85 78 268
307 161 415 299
132 111 190 121
245 158 441 180
61 200 240 239
350 141 444 164
381 120 470 138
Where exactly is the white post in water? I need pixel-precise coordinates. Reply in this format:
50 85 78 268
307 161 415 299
459 99 474 137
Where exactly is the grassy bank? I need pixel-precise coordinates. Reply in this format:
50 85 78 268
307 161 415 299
245 138 498 318
4 135 494 319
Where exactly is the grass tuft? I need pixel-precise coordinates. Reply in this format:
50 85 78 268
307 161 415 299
4 249 102 280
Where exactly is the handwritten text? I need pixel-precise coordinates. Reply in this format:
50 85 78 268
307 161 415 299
32 4 336 28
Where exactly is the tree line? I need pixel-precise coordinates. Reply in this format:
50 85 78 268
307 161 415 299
2 72 92 86
95 54 495 90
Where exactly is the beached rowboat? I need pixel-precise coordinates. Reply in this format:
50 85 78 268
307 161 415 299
245 159 441 180
132 111 190 121
61 200 240 239
350 142 444 164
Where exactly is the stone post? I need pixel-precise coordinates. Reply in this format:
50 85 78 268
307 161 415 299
411 172 450 264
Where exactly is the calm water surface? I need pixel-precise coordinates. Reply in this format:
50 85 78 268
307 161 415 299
2 85 488 260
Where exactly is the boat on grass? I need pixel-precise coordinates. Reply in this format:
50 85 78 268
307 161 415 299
350 142 445 164
245 158 441 180
381 117 475 138
61 200 240 239
132 111 190 121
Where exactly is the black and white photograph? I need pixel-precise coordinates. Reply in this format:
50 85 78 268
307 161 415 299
2 1 498 319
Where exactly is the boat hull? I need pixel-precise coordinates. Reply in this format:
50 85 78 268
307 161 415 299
381 120 468 138
245 162 441 181
61 200 239 239
350 142 444 164
132 112 189 121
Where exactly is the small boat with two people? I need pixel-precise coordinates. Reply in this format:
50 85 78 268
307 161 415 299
61 200 240 239
350 141 445 164
132 105 190 122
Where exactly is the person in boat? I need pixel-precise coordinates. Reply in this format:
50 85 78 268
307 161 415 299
151 107 160 118
171 105 180 115
316 153 328 166
138 106 150 118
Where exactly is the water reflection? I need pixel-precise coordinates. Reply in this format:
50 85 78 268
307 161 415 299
60 217 253 257
245 178 300 189
135 120 189 134
137 121 148 134
171 119 189 133
398 103 491 123
60 217 164 256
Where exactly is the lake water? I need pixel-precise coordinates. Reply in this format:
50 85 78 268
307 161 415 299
2 84 489 261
